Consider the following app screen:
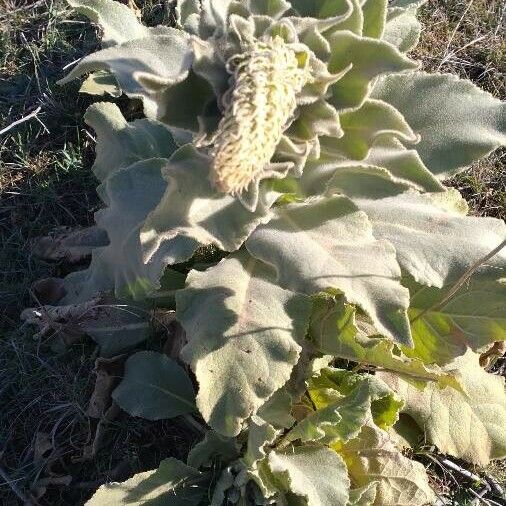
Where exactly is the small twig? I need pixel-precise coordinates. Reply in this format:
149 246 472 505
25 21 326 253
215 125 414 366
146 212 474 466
469 487 491 505
411 239 506 324
0 465 34 505
0 107 42 136
440 458 489 488
486 474 505 498
0 0 46 18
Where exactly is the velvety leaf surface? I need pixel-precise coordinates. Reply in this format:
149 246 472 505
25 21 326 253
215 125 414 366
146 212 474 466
326 31 418 111
62 158 170 303
140 145 277 267
336 424 436 506
246 196 412 344
268 445 351 505
309 294 461 388
187 431 240 469
86 458 208 505
372 72 506 178
177 251 312 436
84 102 177 184
406 277 506 365
354 190 506 287
379 351 506 466
67 0 149 46
383 6 422 52
112 351 196 420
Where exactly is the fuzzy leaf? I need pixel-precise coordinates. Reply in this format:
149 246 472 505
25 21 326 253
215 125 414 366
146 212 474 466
140 145 277 267
79 70 121 96
187 431 240 469
336 424 436 506
406 277 506 365
355 191 506 287
62 159 170 303
67 0 149 46
361 0 388 39
309 293 461 389
348 483 378 506
257 389 295 429
246 0 291 18
85 102 177 184
372 72 506 178
112 351 196 420
268 445 350 505
383 6 422 52
322 99 418 160
177 251 312 436
59 32 195 123
379 350 506 466
361 138 445 192
246 196 412 344
86 458 208 505
327 31 418 111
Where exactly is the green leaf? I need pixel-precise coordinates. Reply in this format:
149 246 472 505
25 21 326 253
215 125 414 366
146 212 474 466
187 431 240 469
326 165 415 199
361 0 388 39
79 70 121 96
284 376 372 445
371 72 506 178
354 190 506 288
246 196 412 345
320 99 418 160
62 158 170 302
84 102 177 184
59 32 196 124
244 416 280 467
269 445 350 505
379 350 506 466
86 458 208 505
177 251 312 436
383 6 422 53
246 0 291 18
140 145 278 267
348 483 378 506
257 389 295 429
327 31 418 111
112 351 196 420
308 293 462 389
335 424 435 506
406 277 506 365
361 137 445 192
67 0 149 46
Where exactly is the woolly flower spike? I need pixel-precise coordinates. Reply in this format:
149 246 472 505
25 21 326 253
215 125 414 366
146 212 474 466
211 37 310 195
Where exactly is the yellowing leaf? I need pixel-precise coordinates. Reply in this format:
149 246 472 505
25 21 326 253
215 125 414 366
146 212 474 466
380 350 506 465
335 424 436 506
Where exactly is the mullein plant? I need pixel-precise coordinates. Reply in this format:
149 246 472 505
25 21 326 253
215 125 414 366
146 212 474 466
24 0 506 503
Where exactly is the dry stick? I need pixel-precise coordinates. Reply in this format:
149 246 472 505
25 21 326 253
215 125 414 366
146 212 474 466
0 107 42 136
440 458 489 488
411 239 506 324
0 465 34 505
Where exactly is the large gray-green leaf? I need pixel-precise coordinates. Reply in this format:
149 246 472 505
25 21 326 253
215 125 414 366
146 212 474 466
380 350 506 466
85 102 177 184
309 293 461 389
371 72 506 178
246 196 412 344
140 145 277 267
361 0 387 39
86 458 208 505
354 190 506 287
406 277 506 365
322 99 418 160
269 445 350 505
62 159 170 303
326 30 418 111
187 431 240 469
59 32 195 122
361 137 444 192
177 251 312 437
67 0 149 46
112 351 196 420
383 6 422 52
335 424 436 506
